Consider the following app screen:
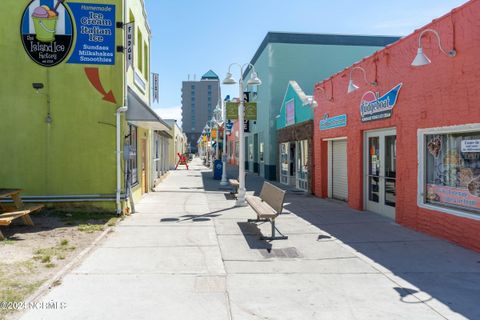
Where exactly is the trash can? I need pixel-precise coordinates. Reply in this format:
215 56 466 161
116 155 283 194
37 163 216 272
213 160 223 180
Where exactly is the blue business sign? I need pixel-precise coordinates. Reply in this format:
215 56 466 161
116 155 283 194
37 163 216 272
360 83 402 122
226 120 233 135
320 114 347 131
67 3 116 65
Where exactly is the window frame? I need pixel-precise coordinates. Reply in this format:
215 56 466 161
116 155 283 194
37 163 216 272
417 123 480 221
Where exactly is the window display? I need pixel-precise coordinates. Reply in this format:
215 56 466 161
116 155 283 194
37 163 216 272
425 131 480 214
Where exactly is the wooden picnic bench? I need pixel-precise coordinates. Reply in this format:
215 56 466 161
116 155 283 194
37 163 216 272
0 189 44 240
246 182 288 240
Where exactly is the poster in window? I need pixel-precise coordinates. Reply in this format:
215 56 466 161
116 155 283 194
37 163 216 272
425 132 480 213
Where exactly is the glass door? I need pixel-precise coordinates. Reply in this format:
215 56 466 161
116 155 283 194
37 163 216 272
296 140 309 192
365 129 396 219
280 143 289 185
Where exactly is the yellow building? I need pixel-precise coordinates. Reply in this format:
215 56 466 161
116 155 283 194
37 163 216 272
165 120 188 169
0 0 169 214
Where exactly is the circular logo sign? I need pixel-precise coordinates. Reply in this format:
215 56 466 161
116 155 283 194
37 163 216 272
20 0 74 67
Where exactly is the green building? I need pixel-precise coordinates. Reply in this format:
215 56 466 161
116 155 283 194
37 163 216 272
0 0 170 213
241 32 399 180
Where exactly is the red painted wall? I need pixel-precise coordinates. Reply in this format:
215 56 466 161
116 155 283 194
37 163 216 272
313 0 480 252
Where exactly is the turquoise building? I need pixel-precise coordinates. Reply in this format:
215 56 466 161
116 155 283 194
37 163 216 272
276 81 315 193
242 32 399 180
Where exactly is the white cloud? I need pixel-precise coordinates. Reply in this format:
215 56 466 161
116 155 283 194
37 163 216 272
154 106 182 127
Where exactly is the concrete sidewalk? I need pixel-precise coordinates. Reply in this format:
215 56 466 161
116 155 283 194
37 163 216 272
20 158 480 320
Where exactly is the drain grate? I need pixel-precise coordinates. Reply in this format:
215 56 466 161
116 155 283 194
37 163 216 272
260 247 301 258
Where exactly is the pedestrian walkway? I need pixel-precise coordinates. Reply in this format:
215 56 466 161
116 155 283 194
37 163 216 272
21 158 480 320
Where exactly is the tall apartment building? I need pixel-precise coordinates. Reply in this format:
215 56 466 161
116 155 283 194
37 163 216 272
181 70 220 153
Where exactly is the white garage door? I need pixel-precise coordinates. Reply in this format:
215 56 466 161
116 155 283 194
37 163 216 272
332 140 348 201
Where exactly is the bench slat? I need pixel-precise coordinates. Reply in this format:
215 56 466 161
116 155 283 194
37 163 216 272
0 210 30 226
259 182 286 213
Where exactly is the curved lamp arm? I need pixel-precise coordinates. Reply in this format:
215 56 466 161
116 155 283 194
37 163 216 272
349 66 377 86
418 29 456 57
316 86 334 102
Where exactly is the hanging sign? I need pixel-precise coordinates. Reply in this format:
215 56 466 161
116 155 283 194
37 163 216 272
245 102 257 120
67 3 116 65
20 0 74 67
320 114 347 130
360 83 402 122
226 102 239 120
152 73 159 103
226 120 233 135
125 22 134 70
244 120 250 133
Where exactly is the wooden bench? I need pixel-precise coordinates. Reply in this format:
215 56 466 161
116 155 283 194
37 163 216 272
229 179 240 194
0 189 43 240
246 182 288 240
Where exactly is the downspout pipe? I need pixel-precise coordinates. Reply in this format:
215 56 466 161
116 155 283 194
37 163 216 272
116 107 127 215
115 0 129 215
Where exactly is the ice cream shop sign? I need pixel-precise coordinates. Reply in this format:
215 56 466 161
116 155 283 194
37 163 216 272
20 1 116 67
21 0 74 67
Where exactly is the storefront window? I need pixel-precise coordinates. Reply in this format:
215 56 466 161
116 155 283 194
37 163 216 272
259 143 264 162
385 135 396 207
128 125 138 185
425 131 480 214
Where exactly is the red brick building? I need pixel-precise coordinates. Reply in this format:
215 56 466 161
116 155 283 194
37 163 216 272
313 0 480 251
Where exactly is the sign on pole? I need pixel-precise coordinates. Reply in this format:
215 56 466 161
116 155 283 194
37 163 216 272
244 102 257 120
152 73 159 103
226 102 239 120
125 22 134 71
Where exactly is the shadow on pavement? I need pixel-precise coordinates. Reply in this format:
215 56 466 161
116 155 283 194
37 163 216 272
202 163 480 319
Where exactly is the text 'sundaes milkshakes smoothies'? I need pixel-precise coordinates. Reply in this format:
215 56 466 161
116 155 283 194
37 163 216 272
32 5 58 42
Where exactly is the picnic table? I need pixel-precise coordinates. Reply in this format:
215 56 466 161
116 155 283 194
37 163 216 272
0 189 43 240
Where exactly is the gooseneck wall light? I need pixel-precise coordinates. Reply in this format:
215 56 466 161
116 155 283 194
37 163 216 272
316 86 334 102
347 66 377 94
411 28 456 66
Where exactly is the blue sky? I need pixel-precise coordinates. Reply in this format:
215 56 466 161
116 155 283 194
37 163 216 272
146 0 467 124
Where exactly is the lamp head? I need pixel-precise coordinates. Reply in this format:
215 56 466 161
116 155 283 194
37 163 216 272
247 71 262 86
306 97 318 108
411 47 431 66
222 72 236 85
347 79 359 93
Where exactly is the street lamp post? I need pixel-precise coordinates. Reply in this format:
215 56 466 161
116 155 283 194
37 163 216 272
204 124 210 167
220 100 228 185
223 63 262 206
